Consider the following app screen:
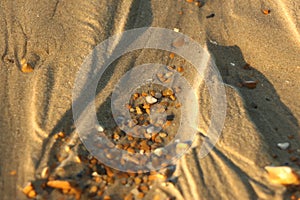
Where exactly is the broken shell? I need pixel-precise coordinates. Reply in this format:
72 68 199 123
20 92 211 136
265 166 300 185
277 142 290 150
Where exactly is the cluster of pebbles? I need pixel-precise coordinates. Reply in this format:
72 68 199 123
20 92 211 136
22 130 178 200
22 65 192 199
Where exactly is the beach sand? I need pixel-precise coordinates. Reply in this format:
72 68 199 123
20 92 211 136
0 0 299 199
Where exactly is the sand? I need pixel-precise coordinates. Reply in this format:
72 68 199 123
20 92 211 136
0 0 299 199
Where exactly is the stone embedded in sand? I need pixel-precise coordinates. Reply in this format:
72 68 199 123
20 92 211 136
242 80 258 89
145 96 157 104
172 36 185 48
262 9 271 15
277 142 290 150
265 166 300 185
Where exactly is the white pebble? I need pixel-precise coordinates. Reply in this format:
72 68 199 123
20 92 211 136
146 95 157 104
277 142 290 150
154 148 167 157
96 125 104 132
173 28 179 32
146 126 155 134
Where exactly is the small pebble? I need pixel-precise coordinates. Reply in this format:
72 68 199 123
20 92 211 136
173 28 179 32
145 96 158 104
277 142 290 150
154 92 162 99
96 125 104 132
159 132 168 138
146 126 155 134
154 148 167 157
41 167 49 179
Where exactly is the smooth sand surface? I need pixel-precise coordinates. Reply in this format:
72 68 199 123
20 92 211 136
0 0 299 199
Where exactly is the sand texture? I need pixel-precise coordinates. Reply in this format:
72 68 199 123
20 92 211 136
0 0 299 199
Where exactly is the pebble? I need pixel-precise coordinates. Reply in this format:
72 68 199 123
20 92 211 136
265 166 300 185
172 37 185 48
277 142 290 150
145 96 158 104
146 126 155 134
20 59 34 73
162 88 174 96
41 167 49 179
153 148 167 157
136 107 143 115
96 125 104 132
242 80 258 89
159 132 168 138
